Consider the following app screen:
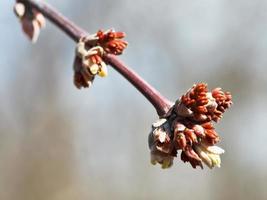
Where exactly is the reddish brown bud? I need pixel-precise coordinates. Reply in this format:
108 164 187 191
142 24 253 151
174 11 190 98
149 83 232 169
96 29 128 55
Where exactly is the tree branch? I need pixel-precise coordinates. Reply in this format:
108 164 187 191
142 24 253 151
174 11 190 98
23 0 173 116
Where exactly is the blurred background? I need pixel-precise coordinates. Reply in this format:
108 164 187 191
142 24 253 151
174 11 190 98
1 0 267 199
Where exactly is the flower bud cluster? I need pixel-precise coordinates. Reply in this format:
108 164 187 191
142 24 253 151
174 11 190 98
14 1 46 43
149 83 232 169
96 30 128 55
73 29 127 89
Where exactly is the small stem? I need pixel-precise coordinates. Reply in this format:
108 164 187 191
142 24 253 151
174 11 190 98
104 54 173 116
23 0 173 117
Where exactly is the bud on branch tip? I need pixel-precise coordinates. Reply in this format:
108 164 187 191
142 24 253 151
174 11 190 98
149 83 232 169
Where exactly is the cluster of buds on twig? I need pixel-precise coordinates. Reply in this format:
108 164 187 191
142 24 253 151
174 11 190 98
148 83 232 169
14 1 46 43
73 29 128 89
